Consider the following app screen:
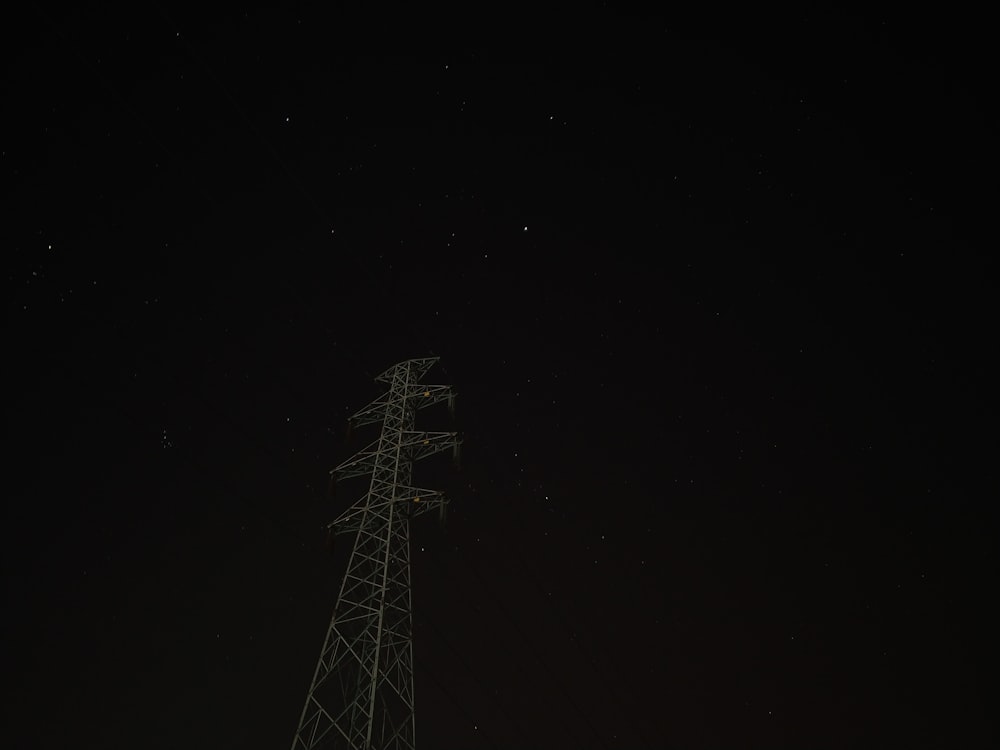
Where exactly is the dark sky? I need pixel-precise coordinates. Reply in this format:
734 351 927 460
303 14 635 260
4 8 994 749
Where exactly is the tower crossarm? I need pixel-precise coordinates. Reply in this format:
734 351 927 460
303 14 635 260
326 488 447 535
349 385 455 428
330 431 459 484
407 384 455 410
330 439 381 480
398 430 460 462
348 394 392 428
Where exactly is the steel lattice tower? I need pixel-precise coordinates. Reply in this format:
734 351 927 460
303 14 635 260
290 357 460 750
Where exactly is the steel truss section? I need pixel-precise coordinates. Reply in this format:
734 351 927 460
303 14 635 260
290 357 460 750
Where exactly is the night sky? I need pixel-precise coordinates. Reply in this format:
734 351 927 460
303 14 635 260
4 8 995 749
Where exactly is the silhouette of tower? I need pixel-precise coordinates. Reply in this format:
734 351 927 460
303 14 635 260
290 357 460 750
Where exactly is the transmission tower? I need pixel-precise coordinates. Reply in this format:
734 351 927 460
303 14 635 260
290 357 461 750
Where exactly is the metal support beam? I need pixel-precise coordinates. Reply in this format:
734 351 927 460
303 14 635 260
290 357 460 750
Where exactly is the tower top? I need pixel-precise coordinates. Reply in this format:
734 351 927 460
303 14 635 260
374 356 440 384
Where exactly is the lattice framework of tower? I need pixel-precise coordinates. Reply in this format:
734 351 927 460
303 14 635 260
290 357 460 750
